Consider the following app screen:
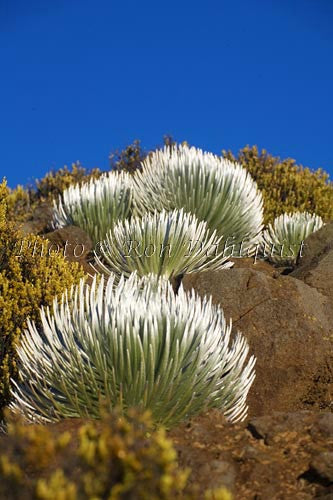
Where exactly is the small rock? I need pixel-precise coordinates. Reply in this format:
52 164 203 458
311 452 333 483
230 257 278 277
317 414 333 439
201 459 236 491
291 222 333 299
21 202 54 235
43 225 93 263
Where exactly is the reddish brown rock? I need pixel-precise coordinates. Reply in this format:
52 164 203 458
230 256 284 277
20 202 54 235
291 222 333 299
43 225 92 261
43 225 95 277
182 268 333 416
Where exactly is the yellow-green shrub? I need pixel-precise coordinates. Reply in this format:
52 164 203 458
0 409 190 500
6 185 33 223
6 163 102 224
109 136 180 175
34 162 102 202
0 180 84 418
223 145 333 225
109 139 147 174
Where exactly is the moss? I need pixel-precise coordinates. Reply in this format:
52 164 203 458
223 145 333 225
0 180 84 418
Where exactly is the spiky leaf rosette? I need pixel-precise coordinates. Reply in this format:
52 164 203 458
261 211 324 265
133 144 264 255
10 273 255 426
93 208 233 280
53 171 133 244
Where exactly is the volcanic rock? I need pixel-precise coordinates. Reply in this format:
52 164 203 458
182 267 333 416
291 221 333 299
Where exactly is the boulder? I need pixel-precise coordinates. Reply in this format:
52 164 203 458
230 256 280 277
43 225 94 276
21 202 54 235
182 268 333 416
291 222 333 299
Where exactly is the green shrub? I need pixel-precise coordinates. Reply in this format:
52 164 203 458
109 139 147 175
34 162 102 202
223 145 333 225
6 185 34 223
0 409 190 500
5 163 102 225
109 136 179 175
0 180 85 419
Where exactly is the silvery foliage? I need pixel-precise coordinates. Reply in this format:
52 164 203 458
94 208 233 280
52 171 133 244
10 273 256 426
133 144 264 256
261 211 324 265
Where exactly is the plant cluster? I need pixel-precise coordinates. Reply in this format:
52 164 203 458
51 142 331 269
9 139 329 431
11 273 255 426
5 184 33 223
0 180 84 419
11 142 261 427
223 145 333 225
94 209 233 280
54 172 133 244
261 211 324 266
53 171 133 244
133 144 264 255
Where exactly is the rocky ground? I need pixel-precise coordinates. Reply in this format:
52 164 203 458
169 409 333 499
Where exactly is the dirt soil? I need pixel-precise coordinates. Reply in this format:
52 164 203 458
168 409 333 499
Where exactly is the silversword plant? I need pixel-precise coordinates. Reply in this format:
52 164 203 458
53 171 133 244
11 273 256 426
261 211 324 265
94 208 233 279
133 144 264 255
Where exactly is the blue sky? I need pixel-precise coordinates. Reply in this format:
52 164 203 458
1 0 333 187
